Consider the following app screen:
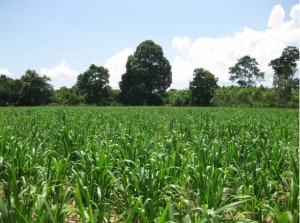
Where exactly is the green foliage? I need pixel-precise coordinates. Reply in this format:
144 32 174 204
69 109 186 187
18 70 54 106
212 85 272 107
1 44 299 108
51 86 81 105
10 70 54 106
0 72 54 107
0 107 298 222
269 46 299 107
0 75 15 106
77 64 111 105
229 55 264 87
189 68 218 106
119 40 172 105
212 85 299 108
110 88 121 105
165 89 191 106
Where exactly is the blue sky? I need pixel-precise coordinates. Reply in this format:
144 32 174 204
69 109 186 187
0 0 299 89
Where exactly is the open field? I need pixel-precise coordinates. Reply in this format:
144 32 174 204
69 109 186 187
0 107 298 222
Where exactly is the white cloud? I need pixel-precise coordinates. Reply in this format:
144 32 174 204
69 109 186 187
171 4 300 89
40 60 79 89
0 68 12 77
104 48 134 89
172 36 191 52
290 4 299 26
268 5 285 28
41 60 78 79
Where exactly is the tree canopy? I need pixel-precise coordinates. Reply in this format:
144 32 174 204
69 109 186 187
189 68 218 106
51 86 81 105
229 55 264 87
18 70 54 106
269 46 299 107
76 64 111 105
119 40 172 105
0 75 15 106
0 71 54 106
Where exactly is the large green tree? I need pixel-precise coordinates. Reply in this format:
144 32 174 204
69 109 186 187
229 55 264 87
18 70 53 106
119 40 172 105
77 64 111 105
189 68 218 106
269 46 299 107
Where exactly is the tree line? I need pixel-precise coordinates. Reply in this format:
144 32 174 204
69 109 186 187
0 40 299 108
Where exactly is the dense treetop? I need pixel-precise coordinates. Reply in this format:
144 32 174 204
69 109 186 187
229 55 264 87
77 64 111 105
119 40 172 105
189 68 218 106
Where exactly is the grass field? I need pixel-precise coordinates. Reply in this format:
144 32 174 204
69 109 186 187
0 107 298 222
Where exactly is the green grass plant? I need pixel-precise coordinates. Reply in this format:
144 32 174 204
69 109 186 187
0 107 298 222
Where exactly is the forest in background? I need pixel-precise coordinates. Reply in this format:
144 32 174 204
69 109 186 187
0 40 299 108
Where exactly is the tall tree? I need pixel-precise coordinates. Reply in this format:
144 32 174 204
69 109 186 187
77 64 111 105
269 46 299 107
189 68 218 106
18 70 53 106
119 40 172 105
229 55 264 87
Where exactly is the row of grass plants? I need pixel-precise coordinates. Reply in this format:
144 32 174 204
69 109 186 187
0 107 298 222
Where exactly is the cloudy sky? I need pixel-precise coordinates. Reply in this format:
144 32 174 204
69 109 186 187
0 0 299 89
